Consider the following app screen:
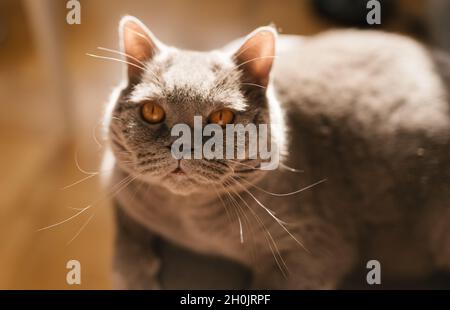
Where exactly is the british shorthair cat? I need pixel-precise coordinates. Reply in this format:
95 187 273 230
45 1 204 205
102 16 450 289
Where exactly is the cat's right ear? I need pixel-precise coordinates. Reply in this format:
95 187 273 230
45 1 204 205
233 26 277 88
119 16 162 83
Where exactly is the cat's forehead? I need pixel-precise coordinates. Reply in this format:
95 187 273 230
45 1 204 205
147 50 235 88
133 50 247 111
163 51 228 85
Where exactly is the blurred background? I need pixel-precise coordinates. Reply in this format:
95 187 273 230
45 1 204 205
0 0 448 289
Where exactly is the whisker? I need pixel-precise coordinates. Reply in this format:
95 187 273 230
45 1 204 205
232 178 285 221
86 53 146 71
65 173 139 236
62 173 98 190
127 27 154 50
128 179 145 209
62 165 123 190
97 46 146 67
221 182 263 268
266 237 288 278
226 181 288 277
238 216 244 243
222 182 285 275
231 178 309 253
234 56 278 70
241 82 267 89
228 159 262 171
92 121 103 149
217 179 261 263
110 116 126 122
221 184 246 244
212 184 234 227
37 206 92 232
229 190 251 245
228 159 304 174
39 174 135 232
66 212 96 246
232 35 275 60
279 162 304 173
236 177 327 197
213 180 259 262
74 151 97 175
67 207 85 211
96 174 140 206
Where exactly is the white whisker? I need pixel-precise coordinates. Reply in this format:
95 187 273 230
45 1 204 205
233 179 285 221
226 181 289 277
37 206 91 231
241 82 267 89
97 46 146 67
62 173 98 190
92 121 103 149
228 159 262 171
236 177 327 197
86 53 146 71
238 217 244 244
66 212 96 246
67 207 85 211
234 56 278 70
39 174 136 232
127 28 154 50
280 162 304 173
231 179 309 253
233 36 275 60
212 185 234 227
222 185 246 244
74 151 97 175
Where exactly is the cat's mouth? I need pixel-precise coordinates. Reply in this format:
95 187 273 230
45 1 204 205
170 159 186 175
156 158 231 195
171 167 186 175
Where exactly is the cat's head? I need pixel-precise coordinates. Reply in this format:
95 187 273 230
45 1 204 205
107 16 283 195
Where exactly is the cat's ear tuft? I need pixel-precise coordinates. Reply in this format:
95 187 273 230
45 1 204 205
119 16 161 82
234 27 277 88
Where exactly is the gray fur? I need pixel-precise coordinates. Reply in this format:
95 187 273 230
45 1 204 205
105 23 450 289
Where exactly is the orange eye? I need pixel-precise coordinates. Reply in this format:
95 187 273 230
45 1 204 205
141 101 165 124
208 109 235 126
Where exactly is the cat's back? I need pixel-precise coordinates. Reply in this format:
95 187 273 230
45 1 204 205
273 30 450 224
274 30 450 164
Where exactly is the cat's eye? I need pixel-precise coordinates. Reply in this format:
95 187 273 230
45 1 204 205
141 101 165 124
208 109 235 126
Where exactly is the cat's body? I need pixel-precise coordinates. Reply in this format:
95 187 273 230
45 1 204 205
105 17 450 289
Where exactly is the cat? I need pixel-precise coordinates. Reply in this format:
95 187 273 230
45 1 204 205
102 16 450 289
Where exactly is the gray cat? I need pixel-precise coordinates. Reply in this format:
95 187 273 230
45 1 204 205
103 16 450 289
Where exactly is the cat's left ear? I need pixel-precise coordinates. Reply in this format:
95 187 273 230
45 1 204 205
233 26 277 88
119 16 164 82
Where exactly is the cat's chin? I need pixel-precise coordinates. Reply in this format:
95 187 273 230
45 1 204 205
164 186 199 196
157 173 212 196
160 180 206 196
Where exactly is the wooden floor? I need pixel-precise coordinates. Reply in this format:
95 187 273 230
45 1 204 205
0 0 427 289
0 132 114 289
